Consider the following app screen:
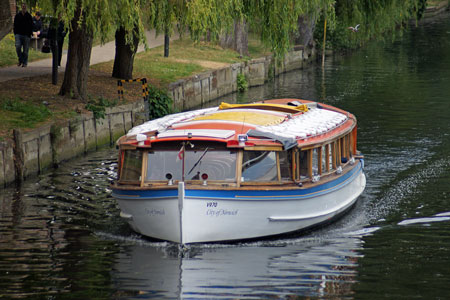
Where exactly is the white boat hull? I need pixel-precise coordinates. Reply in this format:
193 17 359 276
114 162 366 244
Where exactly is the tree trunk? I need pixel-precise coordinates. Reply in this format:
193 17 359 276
234 19 248 57
219 31 233 49
59 6 93 101
164 32 169 57
112 26 139 79
0 0 14 41
219 19 248 57
295 15 316 48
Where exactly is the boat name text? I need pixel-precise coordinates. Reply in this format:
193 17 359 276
206 209 239 217
145 207 166 216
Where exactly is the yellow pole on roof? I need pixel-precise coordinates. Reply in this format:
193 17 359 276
322 17 327 68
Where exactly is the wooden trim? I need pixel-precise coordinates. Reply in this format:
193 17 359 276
244 146 282 151
140 151 148 187
118 150 124 181
236 150 243 187
325 144 330 172
352 127 358 155
240 181 288 186
318 147 323 175
291 150 295 181
298 150 302 179
113 160 362 191
276 152 282 182
117 180 141 186
348 135 351 158
120 144 137 150
344 135 348 159
337 139 341 166
350 131 354 157
293 148 299 181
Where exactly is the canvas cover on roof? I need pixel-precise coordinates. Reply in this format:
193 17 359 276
192 111 285 126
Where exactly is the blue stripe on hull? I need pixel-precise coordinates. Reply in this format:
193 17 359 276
112 161 363 201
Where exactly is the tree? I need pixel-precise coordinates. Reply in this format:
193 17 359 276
186 0 334 60
59 3 93 100
322 0 425 50
111 0 145 79
151 0 187 58
37 0 112 100
39 0 145 99
217 1 248 57
0 0 14 41
295 14 316 48
112 26 140 79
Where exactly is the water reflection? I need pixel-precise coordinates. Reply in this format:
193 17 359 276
112 232 368 299
0 150 122 298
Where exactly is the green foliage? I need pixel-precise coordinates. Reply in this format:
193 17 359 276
237 73 248 92
150 0 180 38
316 0 425 50
0 98 52 127
50 123 62 141
248 0 335 60
147 85 173 120
186 0 243 42
85 97 118 120
37 0 146 47
185 0 334 60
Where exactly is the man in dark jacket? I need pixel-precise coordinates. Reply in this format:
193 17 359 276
32 11 43 37
14 3 33 67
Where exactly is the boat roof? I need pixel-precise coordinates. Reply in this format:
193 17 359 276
121 99 356 150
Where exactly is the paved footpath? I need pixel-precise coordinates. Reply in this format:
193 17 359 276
0 29 179 83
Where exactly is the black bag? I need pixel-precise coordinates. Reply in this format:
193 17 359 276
41 38 50 53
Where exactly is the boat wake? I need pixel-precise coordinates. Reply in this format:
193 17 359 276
398 212 450 226
95 231 171 248
365 157 450 224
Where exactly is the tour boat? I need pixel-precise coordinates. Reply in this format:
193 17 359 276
111 99 366 244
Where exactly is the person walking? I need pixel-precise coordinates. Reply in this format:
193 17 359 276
13 3 33 67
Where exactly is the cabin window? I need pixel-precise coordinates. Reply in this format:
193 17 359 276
299 150 309 179
293 133 356 182
312 148 319 175
146 149 237 182
146 150 179 181
241 151 277 182
320 146 330 175
279 151 292 181
185 149 237 181
120 150 143 182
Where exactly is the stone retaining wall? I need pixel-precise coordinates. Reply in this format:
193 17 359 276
0 99 147 186
168 46 315 111
424 1 449 18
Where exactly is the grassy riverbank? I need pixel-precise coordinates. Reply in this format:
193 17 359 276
0 37 269 140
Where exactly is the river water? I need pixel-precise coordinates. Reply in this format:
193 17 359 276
1 14 450 299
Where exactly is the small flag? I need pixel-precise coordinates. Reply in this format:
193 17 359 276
177 145 185 161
